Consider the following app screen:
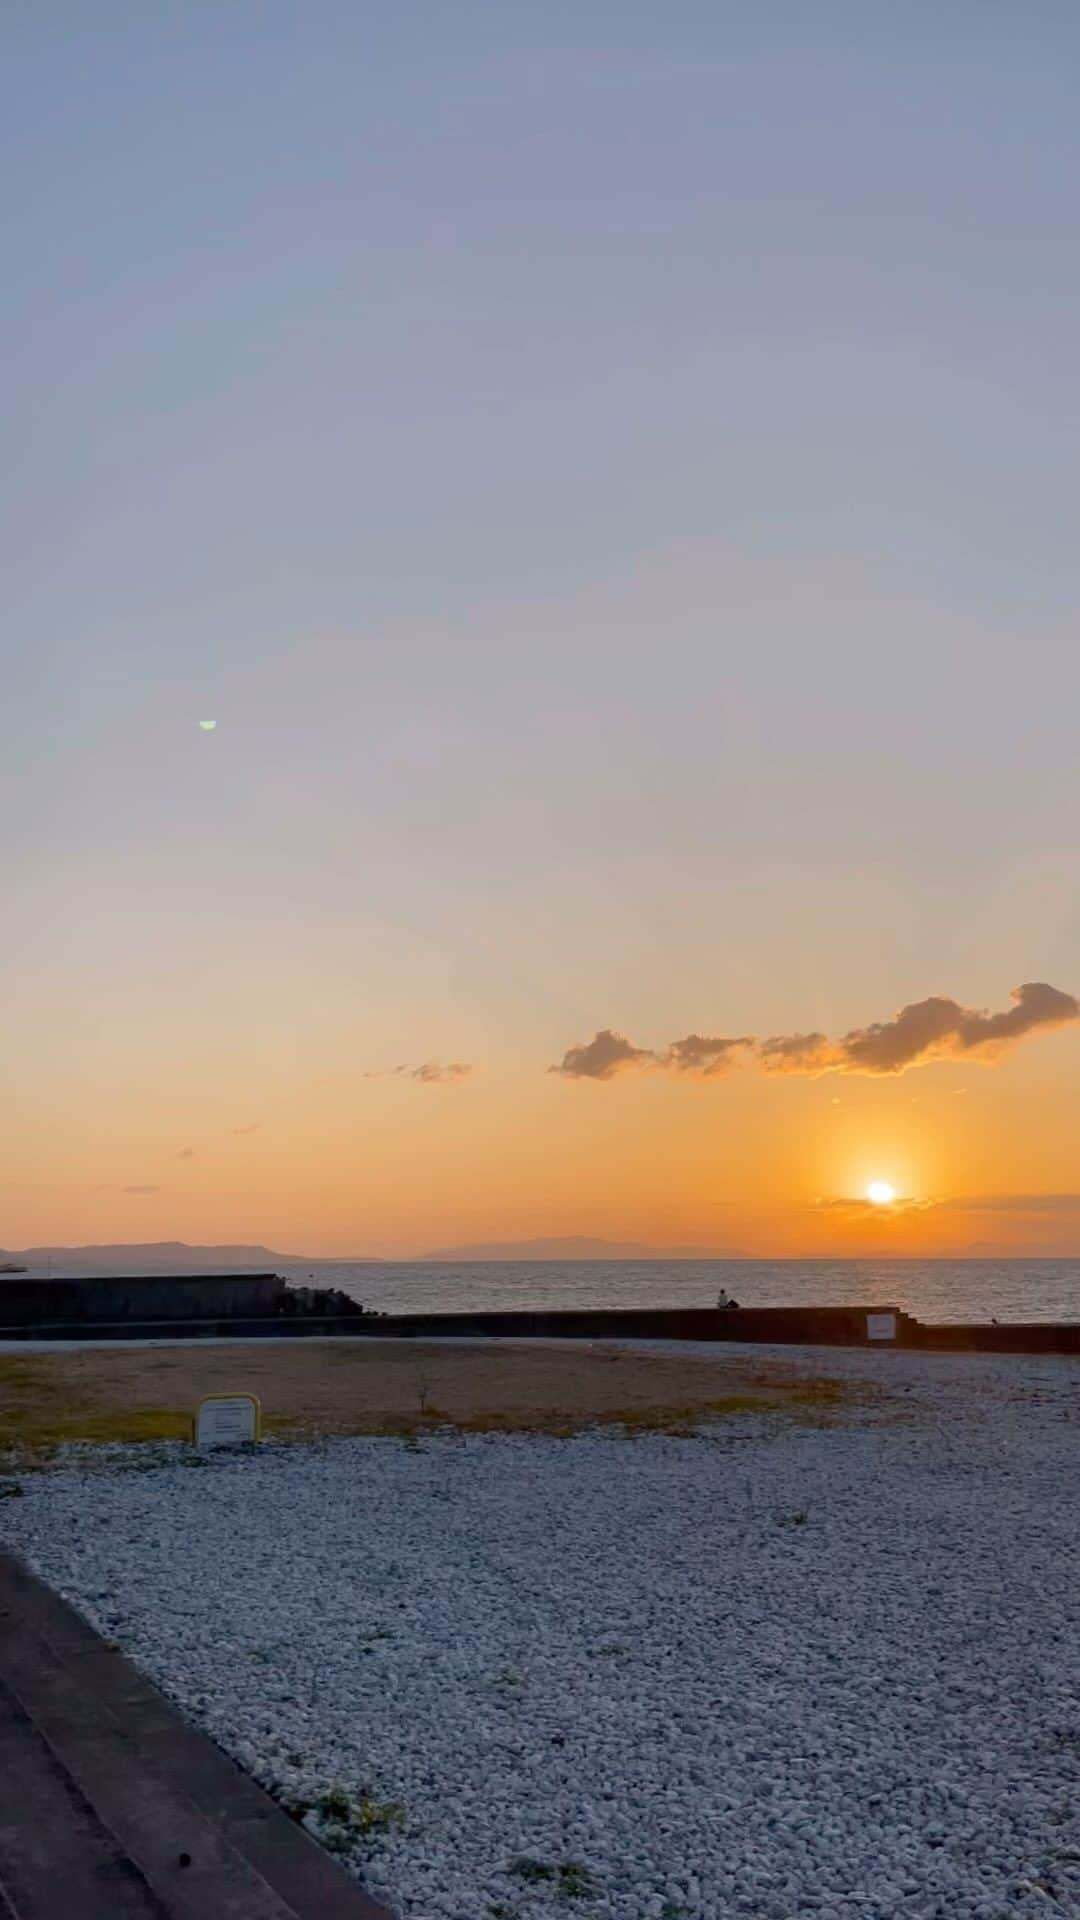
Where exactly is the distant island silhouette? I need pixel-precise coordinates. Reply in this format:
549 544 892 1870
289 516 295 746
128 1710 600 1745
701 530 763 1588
420 1236 746 1261
1 1237 745 1271
0 1241 300 1273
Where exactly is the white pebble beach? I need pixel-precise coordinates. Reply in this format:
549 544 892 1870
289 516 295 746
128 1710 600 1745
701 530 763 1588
2 1340 1078 1920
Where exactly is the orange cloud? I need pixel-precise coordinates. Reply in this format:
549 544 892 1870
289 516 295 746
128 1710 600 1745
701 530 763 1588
553 983 1079 1084
761 982 1079 1076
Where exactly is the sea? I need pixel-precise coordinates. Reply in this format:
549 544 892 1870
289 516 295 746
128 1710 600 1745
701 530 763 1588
270 1258 1080 1325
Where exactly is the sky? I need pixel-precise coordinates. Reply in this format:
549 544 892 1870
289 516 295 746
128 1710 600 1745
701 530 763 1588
5 2 1080 1256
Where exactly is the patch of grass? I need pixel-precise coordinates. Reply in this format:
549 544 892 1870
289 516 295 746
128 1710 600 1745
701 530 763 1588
508 1857 557 1884
611 1394 766 1435
0 1405 193 1460
266 1381 851 1444
555 1861 596 1899
281 1784 407 1852
506 1859 596 1900
342 1789 407 1841
0 1356 196 1460
0 1352 854 1458
0 1357 56 1396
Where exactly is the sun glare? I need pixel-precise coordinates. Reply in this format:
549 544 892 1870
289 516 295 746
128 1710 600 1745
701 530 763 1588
867 1180 896 1206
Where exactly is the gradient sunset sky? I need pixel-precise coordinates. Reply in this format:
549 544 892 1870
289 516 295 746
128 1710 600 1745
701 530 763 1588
7 4 1080 1256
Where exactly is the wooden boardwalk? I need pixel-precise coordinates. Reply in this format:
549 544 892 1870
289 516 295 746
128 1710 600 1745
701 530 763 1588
0 1554 394 1919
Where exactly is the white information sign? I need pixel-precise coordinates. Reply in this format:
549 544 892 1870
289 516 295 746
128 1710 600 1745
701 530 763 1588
866 1313 897 1342
194 1394 261 1448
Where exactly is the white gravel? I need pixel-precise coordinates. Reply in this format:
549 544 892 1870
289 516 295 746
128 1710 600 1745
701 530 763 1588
2 1342 1079 1920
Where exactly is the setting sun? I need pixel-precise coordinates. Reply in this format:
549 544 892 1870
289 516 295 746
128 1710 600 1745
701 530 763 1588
867 1181 897 1206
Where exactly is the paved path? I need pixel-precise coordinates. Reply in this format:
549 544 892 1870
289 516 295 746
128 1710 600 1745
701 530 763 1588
0 1553 395 1919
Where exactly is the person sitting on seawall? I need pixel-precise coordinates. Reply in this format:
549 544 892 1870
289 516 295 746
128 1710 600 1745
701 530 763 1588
716 1288 740 1310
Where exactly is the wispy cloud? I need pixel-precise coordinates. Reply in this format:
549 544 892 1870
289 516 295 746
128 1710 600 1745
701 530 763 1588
365 1062 473 1084
756 1032 837 1073
940 1192 1080 1214
812 1195 933 1216
815 1191 1080 1217
231 1123 260 1135
123 1184 160 1195
552 983 1079 1084
177 1147 195 1160
661 1033 754 1076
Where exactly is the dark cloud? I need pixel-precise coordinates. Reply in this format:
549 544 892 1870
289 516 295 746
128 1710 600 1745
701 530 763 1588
761 983 1079 1077
662 1033 754 1076
952 981 1079 1049
553 983 1078 1086
124 1184 160 1195
549 1030 749 1080
548 1030 656 1080
231 1123 260 1135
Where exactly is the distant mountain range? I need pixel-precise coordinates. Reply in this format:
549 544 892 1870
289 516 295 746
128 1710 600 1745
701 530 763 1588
0 1241 300 1274
419 1236 744 1260
0 1236 744 1272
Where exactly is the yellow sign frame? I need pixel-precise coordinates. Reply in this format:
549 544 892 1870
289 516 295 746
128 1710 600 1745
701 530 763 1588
192 1392 263 1445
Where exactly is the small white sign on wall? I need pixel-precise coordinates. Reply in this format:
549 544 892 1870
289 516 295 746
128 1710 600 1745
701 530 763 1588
194 1394 261 1448
866 1313 897 1342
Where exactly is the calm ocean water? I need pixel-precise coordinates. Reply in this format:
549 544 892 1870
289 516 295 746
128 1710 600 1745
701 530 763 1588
274 1258 1080 1325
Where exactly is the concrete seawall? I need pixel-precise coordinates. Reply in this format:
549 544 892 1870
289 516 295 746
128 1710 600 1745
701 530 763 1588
0 1296 1078 1353
325 1304 1080 1355
0 1274 286 1321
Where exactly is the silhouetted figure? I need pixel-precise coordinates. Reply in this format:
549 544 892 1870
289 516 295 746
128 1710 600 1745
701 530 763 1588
716 1289 740 1310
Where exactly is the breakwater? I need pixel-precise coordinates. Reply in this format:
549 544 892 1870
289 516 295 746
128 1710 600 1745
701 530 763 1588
0 1285 1077 1352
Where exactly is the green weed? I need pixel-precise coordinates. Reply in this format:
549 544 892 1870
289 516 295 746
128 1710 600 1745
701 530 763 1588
285 1784 407 1852
507 1858 596 1899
